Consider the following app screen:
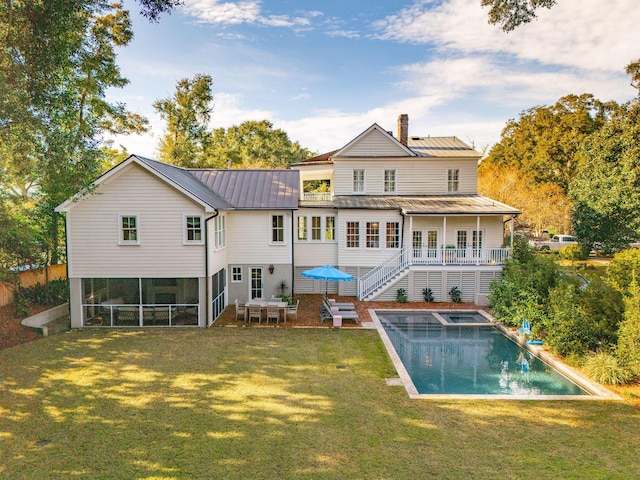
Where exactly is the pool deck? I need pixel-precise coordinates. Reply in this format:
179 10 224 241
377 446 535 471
369 308 621 401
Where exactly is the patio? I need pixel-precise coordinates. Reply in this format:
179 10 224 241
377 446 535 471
214 294 483 327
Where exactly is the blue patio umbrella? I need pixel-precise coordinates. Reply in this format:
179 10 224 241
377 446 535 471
301 265 353 294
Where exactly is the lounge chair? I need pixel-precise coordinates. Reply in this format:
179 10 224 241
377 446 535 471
322 297 355 315
322 293 355 310
320 303 358 324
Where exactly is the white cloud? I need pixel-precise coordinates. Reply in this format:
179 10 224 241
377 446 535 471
376 0 640 73
326 29 360 39
181 0 319 30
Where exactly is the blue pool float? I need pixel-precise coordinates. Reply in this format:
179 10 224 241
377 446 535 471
526 339 544 345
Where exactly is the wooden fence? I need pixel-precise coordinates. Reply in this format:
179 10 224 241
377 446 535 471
0 264 67 308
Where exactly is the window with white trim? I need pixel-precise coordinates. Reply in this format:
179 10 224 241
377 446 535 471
366 222 380 248
346 221 360 248
184 215 204 244
447 169 459 193
353 169 365 193
384 169 396 193
214 215 226 248
311 216 321 240
297 216 307 240
325 216 335 241
271 214 284 243
119 215 139 245
386 222 399 248
231 266 242 283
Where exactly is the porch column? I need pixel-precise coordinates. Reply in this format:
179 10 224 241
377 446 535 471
476 215 481 266
442 216 447 265
510 216 515 248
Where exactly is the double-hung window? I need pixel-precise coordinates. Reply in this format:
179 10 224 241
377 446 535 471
384 169 396 193
271 215 284 243
386 222 399 248
353 169 365 193
120 215 139 245
447 169 459 193
184 215 204 244
325 216 335 241
366 222 380 248
297 216 307 240
214 215 226 248
231 266 242 283
311 216 321 241
346 222 360 248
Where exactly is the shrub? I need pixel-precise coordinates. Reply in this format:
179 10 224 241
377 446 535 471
583 352 635 385
560 244 587 260
396 288 407 303
606 249 640 294
422 288 434 302
617 278 640 375
448 286 461 303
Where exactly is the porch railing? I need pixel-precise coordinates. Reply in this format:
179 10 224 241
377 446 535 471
302 192 332 201
358 246 411 300
358 247 511 300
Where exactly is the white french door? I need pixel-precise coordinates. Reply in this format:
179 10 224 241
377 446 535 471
250 267 264 300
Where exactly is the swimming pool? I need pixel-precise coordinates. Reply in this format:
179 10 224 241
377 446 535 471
372 310 615 400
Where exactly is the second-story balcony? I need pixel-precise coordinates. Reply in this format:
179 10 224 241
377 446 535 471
302 191 333 201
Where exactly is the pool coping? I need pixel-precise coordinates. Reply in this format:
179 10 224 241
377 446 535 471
369 309 621 401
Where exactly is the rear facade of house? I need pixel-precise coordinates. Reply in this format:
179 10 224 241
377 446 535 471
57 114 520 328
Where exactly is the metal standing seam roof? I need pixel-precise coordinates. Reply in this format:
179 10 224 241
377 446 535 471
332 195 521 215
132 155 234 210
188 169 300 209
407 136 482 158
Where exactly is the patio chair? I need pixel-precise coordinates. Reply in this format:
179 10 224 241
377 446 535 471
517 319 531 336
235 299 247 321
247 304 262 324
266 304 280 324
286 300 299 322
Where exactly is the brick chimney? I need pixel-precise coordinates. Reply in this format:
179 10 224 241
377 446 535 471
397 114 408 146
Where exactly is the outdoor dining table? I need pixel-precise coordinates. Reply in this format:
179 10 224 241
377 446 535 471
244 300 288 322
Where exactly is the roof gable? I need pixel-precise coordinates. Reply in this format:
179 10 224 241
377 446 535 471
335 124 416 158
55 155 230 213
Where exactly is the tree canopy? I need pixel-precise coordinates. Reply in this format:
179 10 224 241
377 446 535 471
0 0 179 270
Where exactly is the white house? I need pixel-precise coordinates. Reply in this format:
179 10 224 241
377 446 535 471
56 114 519 328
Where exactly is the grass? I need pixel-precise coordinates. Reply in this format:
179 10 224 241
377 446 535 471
1 328 640 479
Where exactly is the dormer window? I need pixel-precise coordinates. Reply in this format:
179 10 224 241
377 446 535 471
353 169 365 193
447 169 459 193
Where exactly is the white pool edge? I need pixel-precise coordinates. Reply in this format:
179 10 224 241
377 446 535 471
369 309 621 401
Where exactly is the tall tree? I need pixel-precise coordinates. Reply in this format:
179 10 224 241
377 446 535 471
153 74 213 168
208 120 314 169
0 0 179 269
569 104 640 251
482 94 615 193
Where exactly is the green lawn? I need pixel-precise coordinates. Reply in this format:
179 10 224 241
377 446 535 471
1 328 639 479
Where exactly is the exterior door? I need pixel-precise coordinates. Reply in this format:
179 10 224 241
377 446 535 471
250 267 264 300
413 229 439 261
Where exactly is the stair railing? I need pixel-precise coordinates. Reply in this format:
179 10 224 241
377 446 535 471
358 246 410 300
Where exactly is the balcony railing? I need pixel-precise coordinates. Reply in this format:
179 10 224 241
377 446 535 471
302 192 332 201
358 247 511 300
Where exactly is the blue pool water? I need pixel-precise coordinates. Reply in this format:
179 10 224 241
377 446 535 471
377 311 587 396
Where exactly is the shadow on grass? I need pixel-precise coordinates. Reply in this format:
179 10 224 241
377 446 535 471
1 328 640 479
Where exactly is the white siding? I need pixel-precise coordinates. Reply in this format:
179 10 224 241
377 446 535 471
67 164 207 278
339 129 410 157
226 211 293 265
337 210 404 267
333 158 477 196
294 208 339 265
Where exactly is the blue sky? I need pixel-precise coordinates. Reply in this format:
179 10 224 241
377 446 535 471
109 0 640 157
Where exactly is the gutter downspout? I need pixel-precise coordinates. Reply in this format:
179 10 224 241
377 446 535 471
204 210 219 327
291 209 295 298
